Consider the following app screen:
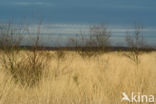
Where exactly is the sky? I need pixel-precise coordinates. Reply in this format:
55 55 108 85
0 0 156 46
0 0 156 25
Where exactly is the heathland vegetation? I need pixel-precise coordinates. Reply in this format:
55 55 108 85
0 22 155 104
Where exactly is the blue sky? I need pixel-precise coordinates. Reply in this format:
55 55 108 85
0 0 156 26
0 0 156 46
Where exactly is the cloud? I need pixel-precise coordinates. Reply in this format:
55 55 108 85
1 0 154 10
28 24 90 34
13 2 53 6
25 24 156 35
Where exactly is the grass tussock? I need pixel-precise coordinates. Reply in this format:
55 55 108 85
0 51 155 104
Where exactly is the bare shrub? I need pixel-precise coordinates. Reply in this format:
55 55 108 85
0 23 23 80
88 25 111 49
71 24 111 58
124 24 146 65
125 24 145 48
0 22 49 87
21 50 49 87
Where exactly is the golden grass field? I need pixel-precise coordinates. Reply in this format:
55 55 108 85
0 51 156 104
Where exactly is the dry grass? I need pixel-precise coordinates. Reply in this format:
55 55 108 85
0 51 156 104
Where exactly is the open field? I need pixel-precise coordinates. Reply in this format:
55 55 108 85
0 51 156 104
